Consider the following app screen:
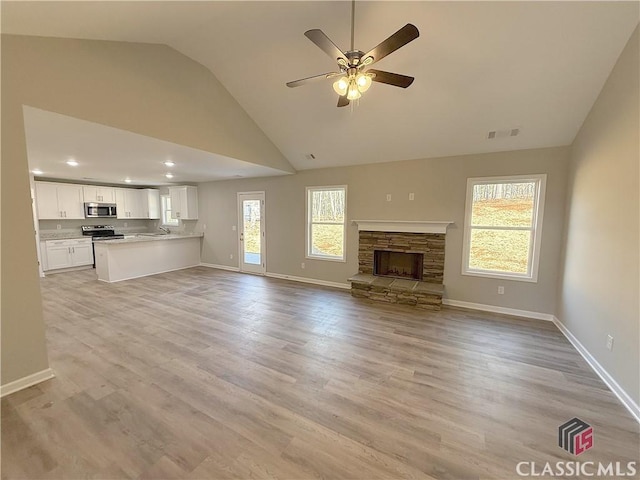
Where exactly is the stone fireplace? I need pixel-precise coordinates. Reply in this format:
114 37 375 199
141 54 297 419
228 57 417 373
349 221 452 310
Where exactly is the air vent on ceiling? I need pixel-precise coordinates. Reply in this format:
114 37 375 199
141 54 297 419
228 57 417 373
487 127 521 140
304 153 316 160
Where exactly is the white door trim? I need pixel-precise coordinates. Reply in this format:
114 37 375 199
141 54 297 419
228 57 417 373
237 192 266 275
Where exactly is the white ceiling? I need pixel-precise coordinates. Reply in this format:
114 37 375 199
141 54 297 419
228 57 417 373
23 106 288 186
4 1 639 176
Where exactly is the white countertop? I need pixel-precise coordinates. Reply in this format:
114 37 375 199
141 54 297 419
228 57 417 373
95 233 204 245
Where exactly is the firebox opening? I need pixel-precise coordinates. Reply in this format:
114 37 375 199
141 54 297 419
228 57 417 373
374 250 424 281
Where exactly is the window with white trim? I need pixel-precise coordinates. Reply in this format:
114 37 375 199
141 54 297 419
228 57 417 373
462 174 546 282
306 186 347 261
161 195 179 226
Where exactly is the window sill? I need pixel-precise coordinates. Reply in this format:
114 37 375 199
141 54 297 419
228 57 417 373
462 269 538 283
306 254 346 263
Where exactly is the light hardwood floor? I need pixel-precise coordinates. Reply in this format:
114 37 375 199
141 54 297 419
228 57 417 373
2 267 638 479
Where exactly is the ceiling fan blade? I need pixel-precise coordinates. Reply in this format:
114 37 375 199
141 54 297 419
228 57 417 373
305 29 349 64
337 95 350 107
362 24 419 65
286 72 342 88
368 69 414 88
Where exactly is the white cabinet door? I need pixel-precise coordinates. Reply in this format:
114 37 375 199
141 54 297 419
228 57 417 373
142 189 160 219
115 188 128 218
115 188 145 218
83 186 115 203
83 186 99 202
56 184 84 219
45 243 72 270
35 183 61 219
127 189 144 218
169 186 198 220
97 187 115 203
71 242 93 266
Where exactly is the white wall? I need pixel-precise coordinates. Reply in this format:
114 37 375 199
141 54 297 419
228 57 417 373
197 146 569 315
557 27 639 405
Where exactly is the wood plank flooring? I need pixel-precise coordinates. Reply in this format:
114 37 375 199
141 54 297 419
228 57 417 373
2 267 638 479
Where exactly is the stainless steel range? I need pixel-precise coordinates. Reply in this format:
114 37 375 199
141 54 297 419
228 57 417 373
81 225 124 267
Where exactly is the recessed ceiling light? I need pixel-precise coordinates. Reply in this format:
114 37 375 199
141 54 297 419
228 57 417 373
164 161 175 167
32 169 43 175
165 173 174 179
124 178 132 183
66 159 79 166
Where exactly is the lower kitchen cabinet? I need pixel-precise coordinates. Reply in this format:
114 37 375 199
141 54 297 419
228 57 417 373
42 238 93 271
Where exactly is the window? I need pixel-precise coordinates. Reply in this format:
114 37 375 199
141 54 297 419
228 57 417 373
462 175 546 282
161 195 179 226
306 186 347 261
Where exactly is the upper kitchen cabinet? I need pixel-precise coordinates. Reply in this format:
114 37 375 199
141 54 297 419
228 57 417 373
115 188 145 219
35 182 84 219
169 186 198 220
115 188 160 219
141 189 160 220
83 186 115 203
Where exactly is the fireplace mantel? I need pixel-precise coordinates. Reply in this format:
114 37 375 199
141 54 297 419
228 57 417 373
351 220 453 234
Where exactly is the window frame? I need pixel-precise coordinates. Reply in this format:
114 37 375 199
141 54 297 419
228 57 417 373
306 185 347 262
160 194 179 227
462 174 547 282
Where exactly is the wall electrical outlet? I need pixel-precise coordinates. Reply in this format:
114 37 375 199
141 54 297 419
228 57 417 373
232 225 237 231
606 335 614 351
386 194 392 202
124 222 128 227
409 193 415 201
229 253 233 260
56 224 61 230
301 262 305 269
203 224 207 230
498 286 505 294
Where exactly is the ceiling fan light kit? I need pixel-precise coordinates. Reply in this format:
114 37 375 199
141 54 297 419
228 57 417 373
286 0 419 107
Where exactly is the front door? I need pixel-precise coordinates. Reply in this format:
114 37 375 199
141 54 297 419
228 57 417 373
238 192 265 274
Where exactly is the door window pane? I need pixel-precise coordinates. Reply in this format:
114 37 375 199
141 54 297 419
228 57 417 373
243 200 261 265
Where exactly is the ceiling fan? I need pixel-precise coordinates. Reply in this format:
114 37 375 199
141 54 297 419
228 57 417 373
286 1 419 107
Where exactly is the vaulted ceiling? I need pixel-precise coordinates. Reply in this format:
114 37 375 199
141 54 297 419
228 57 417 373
3 1 639 174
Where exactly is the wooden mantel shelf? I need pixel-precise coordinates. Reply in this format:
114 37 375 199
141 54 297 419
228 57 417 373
351 220 454 234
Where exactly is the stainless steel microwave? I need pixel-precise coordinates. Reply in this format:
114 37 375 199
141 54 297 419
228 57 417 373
84 203 117 218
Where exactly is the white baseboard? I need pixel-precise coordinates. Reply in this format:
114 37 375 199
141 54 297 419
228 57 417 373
552 316 640 423
442 298 554 321
1 368 55 398
199 263 240 272
265 272 350 290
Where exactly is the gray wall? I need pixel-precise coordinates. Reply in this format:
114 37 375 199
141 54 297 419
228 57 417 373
558 27 639 405
197 146 569 314
1 33 292 388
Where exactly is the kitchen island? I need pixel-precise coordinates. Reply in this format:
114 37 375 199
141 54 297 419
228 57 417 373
94 233 203 283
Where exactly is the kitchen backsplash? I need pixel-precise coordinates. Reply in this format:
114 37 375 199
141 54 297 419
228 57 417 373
38 218 199 238
39 219 154 237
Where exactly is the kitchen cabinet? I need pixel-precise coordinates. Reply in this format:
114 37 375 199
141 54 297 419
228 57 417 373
43 238 93 271
116 188 160 219
141 189 160 220
83 186 115 203
115 188 145 219
35 182 84 219
169 186 198 220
